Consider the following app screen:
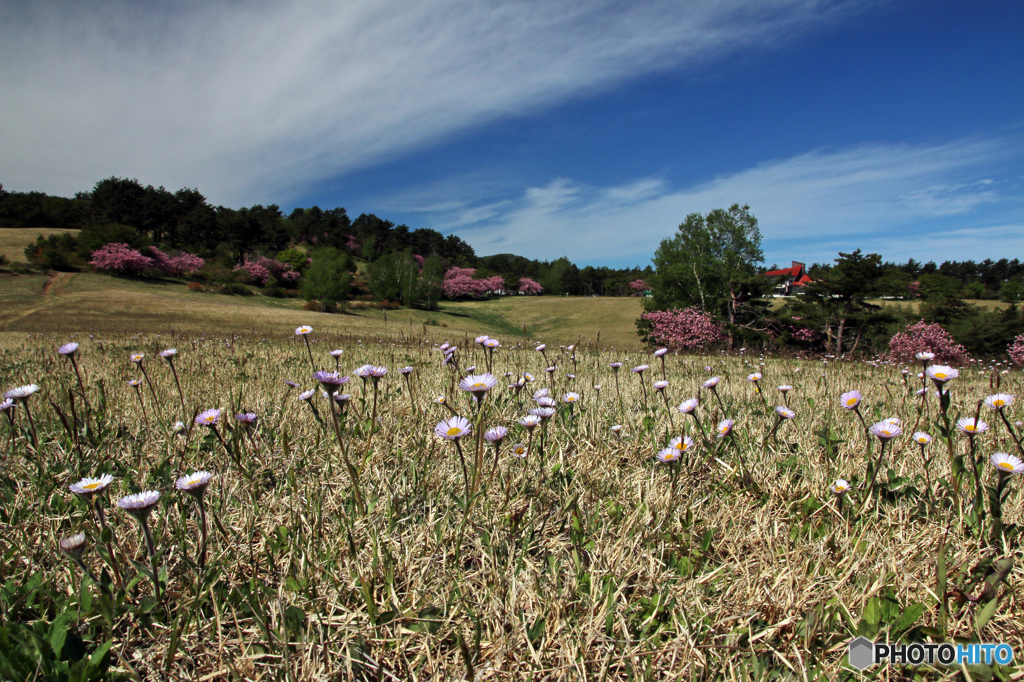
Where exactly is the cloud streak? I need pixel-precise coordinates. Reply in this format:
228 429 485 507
410 134 1023 265
1 0 879 203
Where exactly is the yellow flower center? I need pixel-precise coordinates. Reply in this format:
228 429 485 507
999 462 1014 471
835 484 846 492
83 481 101 490
846 398 858 406
447 427 462 437
204 416 215 423
934 372 947 380
917 438 927 444
994 400 1005 407
720 427 728 435
470 383 487 391
964 425 975 432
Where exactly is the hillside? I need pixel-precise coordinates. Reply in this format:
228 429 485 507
0 271 645 348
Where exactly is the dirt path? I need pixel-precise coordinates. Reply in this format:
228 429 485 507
2 271 76 329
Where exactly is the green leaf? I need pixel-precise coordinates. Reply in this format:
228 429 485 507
863 596 881 625
894 603 925 633
976 597 999 630
48 610 71 657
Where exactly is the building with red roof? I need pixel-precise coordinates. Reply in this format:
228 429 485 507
762 261 812 295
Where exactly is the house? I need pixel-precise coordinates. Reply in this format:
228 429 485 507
762 261 812 296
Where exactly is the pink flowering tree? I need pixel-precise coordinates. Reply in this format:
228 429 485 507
1008 334 1024 366
518 277 543 294
640 307 724 350
144 247 172 273
629 279 649 296
168 252 205 275
888 319 969 364
234 254 295 285
441 267 503 299
90 243 153 275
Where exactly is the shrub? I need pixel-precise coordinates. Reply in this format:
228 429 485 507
888 319 969 364
1009 334 1024 366
89 243 152 275
518 277 543 295
169 252 205 275
629 279 649 296
640 307 723 350
220 283 253 296
442 267 504 299
186 281 203 292
264 286 287 298
303 300 324 312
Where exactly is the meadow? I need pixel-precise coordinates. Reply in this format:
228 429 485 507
1 325 1023 680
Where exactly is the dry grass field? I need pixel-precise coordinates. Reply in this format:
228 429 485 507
0 227 80 263
0 272 645 350
1 323 1022 679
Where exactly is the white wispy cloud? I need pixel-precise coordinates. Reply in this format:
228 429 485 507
0 0 880 203
413 134 1023 265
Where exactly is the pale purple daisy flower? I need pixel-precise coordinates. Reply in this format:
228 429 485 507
716 419 734 438
656 448 680 464
654 348 668 357
668 435 694 453
677 398 698 414
298 389 315 402
869 420 902 441
985 394 1014 410
399 366 413 375
195 408 222 426
925 365 958 384
459 373 498 399
775 406 796 419
830 479 850 495
519 415 542 430
653 380 669 391
955 417 988 435
129 352 145 364
176 471 214 498
58 342 79 356
991 452 1024 474
60 533 87 559
117 490 161 521
913 432 932 445
435 416 471 440
563 392 580 403
159 348 177 359
295 325 313 336
69 474 114 496
485 426 508 444
840 390 862 410
631 365 649 374
3 385 39 401
702 377 720 389
235 412 257 426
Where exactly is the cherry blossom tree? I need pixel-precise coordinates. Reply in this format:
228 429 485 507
89 243 153 275
640 307 723 350
1008 334 1024 366
888 319 969 364
629 279 649 296
518 277 543 294
168 252 205 275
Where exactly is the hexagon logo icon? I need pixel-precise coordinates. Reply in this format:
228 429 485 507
848 637 875 670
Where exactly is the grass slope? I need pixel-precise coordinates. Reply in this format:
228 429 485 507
0 227 80 263
0 272 645 349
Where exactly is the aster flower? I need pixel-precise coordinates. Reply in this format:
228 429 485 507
314 370 349 394
3 384 39 400
830 479 850 496
777 385 792 393
475 335 490 344
563 392 580 403
298 389 315 402
610 424 622 433
329 349 344 358
58 342 79 356
991 452 1024 474
399 366 413 375
913 431 933 445
129 352 145 364
59 533 87 559
775 406 796 419
915 351 935 361
529 407 557 420
69 474 114 497
657 448 680 464
284 380 299 389
368 366 388 379
632 365 649 374
435 416 471 440
128 378 142 387
159 348 177 359
747 373 762 382
334 393 351 403
653 348 668 357
523 372 535 382
925 365 958 384
677 398 698 414
955 417 988 435
172 421 187 435
459 373 498 402
295 325 313 335
716 419 734 438
609 362 623 371
668 435 694 453
840 390 862 409
536 396 556 408
536 344 546 352
519 415 542 430
176 470 214 499
653 380 669 391
235 412 257 426
465 366 477 373
703 377 720 388
195 408 221 426
533 388 550 399
117 490 161 522
485 426 508 444
483 338 500 349
511 443 528 458
985 394 1014 410
544 366 556 374
869 420 902 441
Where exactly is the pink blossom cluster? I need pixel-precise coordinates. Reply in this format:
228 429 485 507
518 277 543 294
168 252 205 275
1009 334 1024 366
641 307 723 350
234 254 298 285
629 279 649 296
147 247 172 273
89 243 154 274
344 235 360 252
888 319 969 364
413 254 425 267
442 267 504 299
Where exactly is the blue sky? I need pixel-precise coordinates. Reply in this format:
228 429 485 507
2 0 1022 268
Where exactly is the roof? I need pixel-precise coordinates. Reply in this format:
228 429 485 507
762 265 802 277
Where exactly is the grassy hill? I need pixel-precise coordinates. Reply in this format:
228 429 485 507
0 227 80 263
0 271 645 349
